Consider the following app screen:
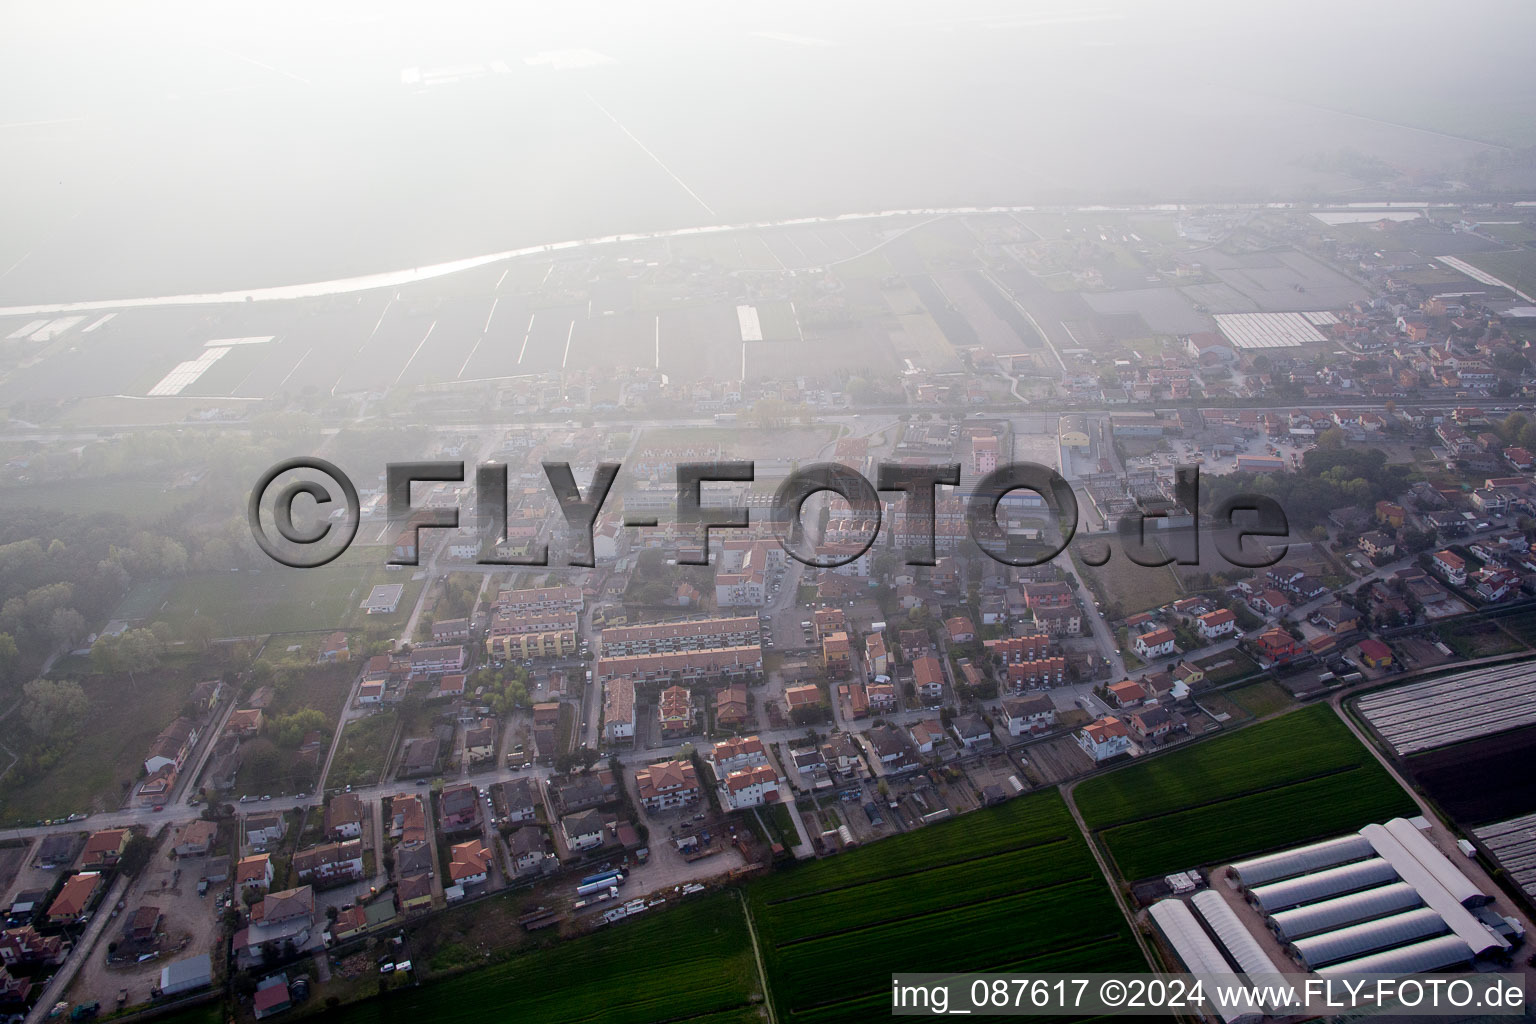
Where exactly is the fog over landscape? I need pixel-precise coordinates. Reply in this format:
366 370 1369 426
3 0 1535 301
5 4 1536 1022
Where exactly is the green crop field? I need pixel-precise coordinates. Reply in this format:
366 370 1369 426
749 790 1145 1024
330 894 762 1024
1075 705 1417 881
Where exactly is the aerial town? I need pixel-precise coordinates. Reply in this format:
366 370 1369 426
3 199 1536 1022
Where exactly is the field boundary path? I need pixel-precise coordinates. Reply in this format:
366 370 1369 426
738 889 778 1024
1058 780 1158 972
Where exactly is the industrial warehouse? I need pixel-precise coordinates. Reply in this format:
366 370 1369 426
1148 817 1524 1004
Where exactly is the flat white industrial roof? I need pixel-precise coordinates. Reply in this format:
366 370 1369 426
147 346 230 396
736 304 763 342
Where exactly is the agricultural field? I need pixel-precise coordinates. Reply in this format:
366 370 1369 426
1462 249 1536 301
1074 705 1417 881
749 790 1144 1024
331 893 762 1024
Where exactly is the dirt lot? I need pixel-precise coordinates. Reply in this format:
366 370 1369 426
0 842 29 899
67 834 223 1009
1018 735 1093 785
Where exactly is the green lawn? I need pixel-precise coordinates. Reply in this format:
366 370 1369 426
1074 705 1417 881
329 893 761 1024
1225 680 1296 718
750 790 1144 1024
330 712 398 789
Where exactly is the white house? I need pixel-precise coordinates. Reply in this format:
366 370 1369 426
1002 695 1056 737
1132 628 1177 661
1076 717 1132 762
603 678 635 742
721 765 779 810
707 736 769 778
635 760 700 812
1196 608 1237 640
561 811 606 852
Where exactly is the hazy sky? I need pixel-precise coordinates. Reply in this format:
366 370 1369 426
2 0 1532 300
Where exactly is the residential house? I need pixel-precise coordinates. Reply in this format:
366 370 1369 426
604 677 636 741
438 783 482 834
431 618 471 643
81 828 131 870
173 820 217 858
560 811 606 852
950 714 993 750
1359 532 1397 559
635 760 700 812
292 840 364 886
1196 609 1237 640
1129 706 1177 745
864 632 889 676
1132 628 1176 661
447 841 491 886
866 681 898 712
1076 717 1131 763
236 854 274 892
1313 601 1360 633
46 873 102 923
1433 550 1468 585
658 686 695 738
1254 628 1304 664
820 733 862 774
721 765 779 810
1358 638 1394 669
1106 679 1147 708
463 719 497 766
945 616 976 644
865 724 917 769
325 793 365 840
244 812 286 851
707 736 769 778
144 717 197 775
713 684 749 729
507 827 550 874
396 874 433 913
1249 589 1290 616
912 655 946 703
317 632 350 663
1002 694 1055 736
909 719 944 754
493 778 540 823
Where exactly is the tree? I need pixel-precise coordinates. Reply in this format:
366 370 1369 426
0 632 17 685
21 678 89 738
1315 427 1347 450
117 834 156 877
